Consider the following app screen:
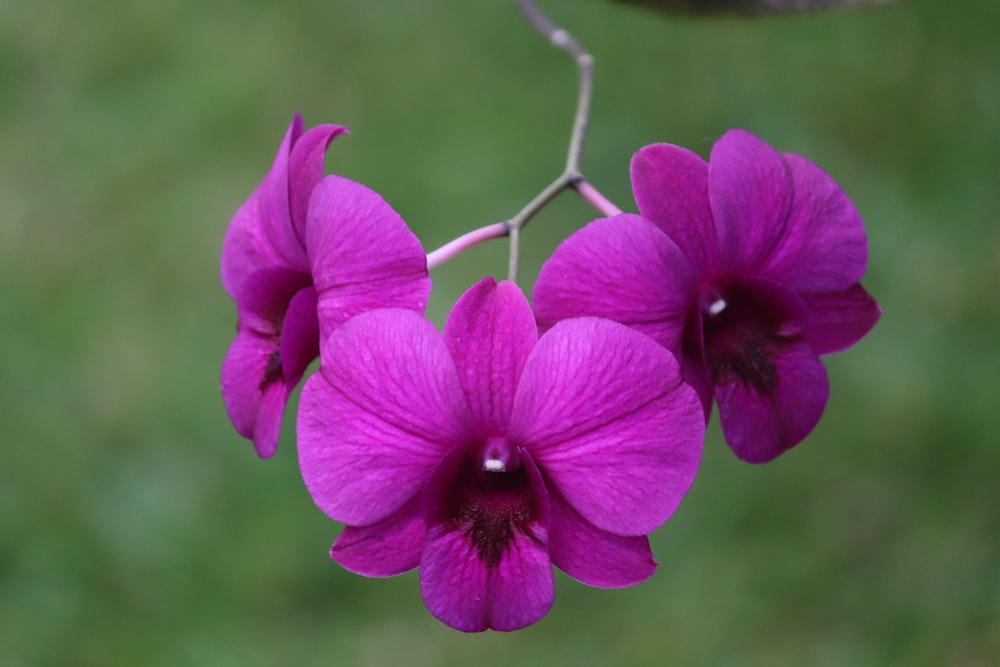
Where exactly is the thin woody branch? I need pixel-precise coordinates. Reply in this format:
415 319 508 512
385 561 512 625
424 0 621 278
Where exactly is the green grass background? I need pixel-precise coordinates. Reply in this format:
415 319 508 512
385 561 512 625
2 0 997 664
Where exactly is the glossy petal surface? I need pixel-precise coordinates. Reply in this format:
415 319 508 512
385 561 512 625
220 116 308 296
631 143 717 274
548 484 656 587
277 286 319 387
298 309 474 526
307 175 431 343
802 284 882 355
286 124 348 244
444 278 537 436
709 129 793 273
755 153 869 292
221 330 286 458
533 215 695 352
511 318 704 535
332 495 425 577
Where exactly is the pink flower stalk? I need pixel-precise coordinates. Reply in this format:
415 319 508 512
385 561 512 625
298 278 704 631
220 114 430 458
533 129 881 463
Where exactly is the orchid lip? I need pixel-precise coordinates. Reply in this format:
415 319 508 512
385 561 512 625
698 280 811 399
425 442 538 571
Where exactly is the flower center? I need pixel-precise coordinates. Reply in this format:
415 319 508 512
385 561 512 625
693 281 803 397
433 438 539 569
479 435 522 473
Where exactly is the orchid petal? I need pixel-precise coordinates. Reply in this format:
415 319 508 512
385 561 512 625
287 124 348 245
680 311 714 420
220 198 283 300
709 129 793 273
297 309 474 526
220 330 287 459
754 153 869 292
306 175 431 343
233 266 311 334
715 340 830 463
278 286 319 386
251 382 288 460
511 318 704 536
444 278 537 435
222 116 313 298
223 269 313 458
421 451 552 633
802 284 882 355
548 484 656 588
532 214 696 353
332 495 425 577
420 522 553 632
631 143 717 275
255 120 309 272
220 115 305 297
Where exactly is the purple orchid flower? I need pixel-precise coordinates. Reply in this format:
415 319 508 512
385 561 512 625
297 278 704 631
533 129 881 463
220 114 430 459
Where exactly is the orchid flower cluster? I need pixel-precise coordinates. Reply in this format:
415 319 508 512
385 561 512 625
219 115 879 631
219 3 878 635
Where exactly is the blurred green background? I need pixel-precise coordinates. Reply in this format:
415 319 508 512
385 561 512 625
2 0 997 664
